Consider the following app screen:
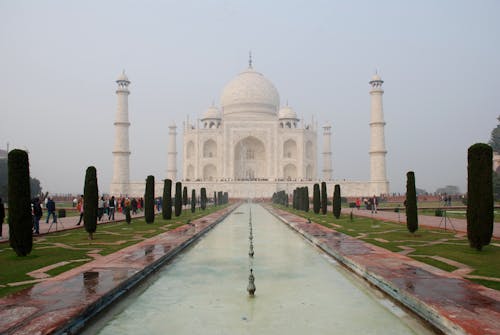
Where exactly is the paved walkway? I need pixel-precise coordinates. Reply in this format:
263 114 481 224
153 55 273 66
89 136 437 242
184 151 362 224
0 205 237 335
0 210 146 242
267 205 500 335
350 208 500 239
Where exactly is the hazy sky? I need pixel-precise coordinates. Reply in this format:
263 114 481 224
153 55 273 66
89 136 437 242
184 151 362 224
1 0 498 195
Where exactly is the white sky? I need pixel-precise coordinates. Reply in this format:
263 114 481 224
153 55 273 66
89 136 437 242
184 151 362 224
1 0 498 195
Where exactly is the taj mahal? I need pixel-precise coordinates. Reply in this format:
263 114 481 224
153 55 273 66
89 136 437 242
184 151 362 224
110 58 389 198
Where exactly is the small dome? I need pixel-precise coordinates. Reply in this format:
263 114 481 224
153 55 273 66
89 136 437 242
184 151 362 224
370 73 382 82
278 106 297 119
221 67 280 117
202 105 220 120
117 70 129 82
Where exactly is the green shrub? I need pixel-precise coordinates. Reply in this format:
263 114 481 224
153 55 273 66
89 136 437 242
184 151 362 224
321 182 327 214
333 184 341 219
434 209 443 217
182 186 188 208
175 182 182 216
200 187 207 210
406 171 418 233
83 166 98 239
162 179 172 220
144 175 155 223
313 183 320 214
7 149 33 256
467 143 493 250
191 189 196 213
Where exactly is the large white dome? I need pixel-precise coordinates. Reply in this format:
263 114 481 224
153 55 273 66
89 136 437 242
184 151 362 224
221 67 280 117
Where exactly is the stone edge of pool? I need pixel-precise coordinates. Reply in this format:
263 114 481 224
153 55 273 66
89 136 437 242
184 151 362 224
0 204 239 335
265 205 500 335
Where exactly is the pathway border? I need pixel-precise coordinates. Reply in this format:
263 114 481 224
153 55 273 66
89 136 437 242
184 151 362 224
266 205 500 335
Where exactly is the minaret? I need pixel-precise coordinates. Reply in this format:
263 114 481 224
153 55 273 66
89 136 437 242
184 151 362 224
110 70 131 196
369 73 389 195
166 123 177 181
322 123 333 180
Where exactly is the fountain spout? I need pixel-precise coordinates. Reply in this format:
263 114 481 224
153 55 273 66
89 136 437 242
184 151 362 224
247 268 256 296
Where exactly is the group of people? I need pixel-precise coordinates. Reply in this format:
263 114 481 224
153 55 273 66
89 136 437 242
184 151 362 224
353 196 379 213
74 195 146 226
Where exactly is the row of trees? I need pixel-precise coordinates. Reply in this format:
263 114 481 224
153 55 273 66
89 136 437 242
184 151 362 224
280 182 342 219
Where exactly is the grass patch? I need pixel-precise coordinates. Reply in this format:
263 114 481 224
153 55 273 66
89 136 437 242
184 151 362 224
468 278 500 291
275 204 500 291
0 205 228 298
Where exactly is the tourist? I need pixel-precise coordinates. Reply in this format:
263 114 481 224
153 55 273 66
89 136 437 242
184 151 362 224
98 196 105 221
32 198 42 234
131 198 138 215
355 198 361 210
0 197 5 239
45 197 57 224
72 197 77 208
108 196 116 220
76 195 84 225
371 195 378 214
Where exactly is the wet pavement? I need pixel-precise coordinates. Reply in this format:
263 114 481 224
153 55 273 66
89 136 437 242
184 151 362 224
267 205 500 335
0 205 237 335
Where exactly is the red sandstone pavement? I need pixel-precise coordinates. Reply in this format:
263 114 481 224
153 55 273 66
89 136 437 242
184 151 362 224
0 205 237 335
267 205 500 335
351 208 500 239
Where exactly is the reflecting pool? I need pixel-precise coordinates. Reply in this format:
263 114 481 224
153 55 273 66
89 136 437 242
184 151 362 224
84 204 433 334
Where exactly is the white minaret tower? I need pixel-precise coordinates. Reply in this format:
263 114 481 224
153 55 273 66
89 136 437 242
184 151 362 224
369 73 389 195
322 123 333 180
110 70 131 196
166 122 177 181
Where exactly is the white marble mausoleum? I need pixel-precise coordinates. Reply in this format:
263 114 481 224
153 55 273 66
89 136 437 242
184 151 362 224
110 60 389 198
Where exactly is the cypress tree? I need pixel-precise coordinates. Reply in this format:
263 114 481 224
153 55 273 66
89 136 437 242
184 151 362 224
293 189 297 209
218 191 223 205
406 171 418 233
321 182 327 215
333 184 341 219
304 187 309 212
214 191 217 207
313 183 320 214
175 182 182 217
467 143 494 250
182 186 188 208
223 192 228 204
83 166 98 240
191 189 196 213
144 175 155 223
200 187 207 210
162 179 172 220
7 149 33 256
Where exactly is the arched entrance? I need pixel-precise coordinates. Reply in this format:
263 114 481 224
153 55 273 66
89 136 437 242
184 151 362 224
234 136 266 180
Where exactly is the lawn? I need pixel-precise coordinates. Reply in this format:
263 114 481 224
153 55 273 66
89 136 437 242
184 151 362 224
275 205 500 291
0 205 228 298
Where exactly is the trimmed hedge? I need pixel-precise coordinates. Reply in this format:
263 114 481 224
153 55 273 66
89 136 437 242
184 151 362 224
406 171 418 233
83 166 98 239
144 175 155 223
7 149 33 256
467 143 493 250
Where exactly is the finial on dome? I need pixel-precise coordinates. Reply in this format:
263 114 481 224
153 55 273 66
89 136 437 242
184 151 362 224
248 50 253 69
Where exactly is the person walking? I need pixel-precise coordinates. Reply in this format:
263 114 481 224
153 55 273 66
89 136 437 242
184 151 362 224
0 197 5 239
371 195 378 214
76 195 84 225
98 196 105 221
45 197 57 224
32 198 43 234
108 196 116 220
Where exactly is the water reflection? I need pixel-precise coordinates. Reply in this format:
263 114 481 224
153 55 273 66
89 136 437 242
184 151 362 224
85 204 432 335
